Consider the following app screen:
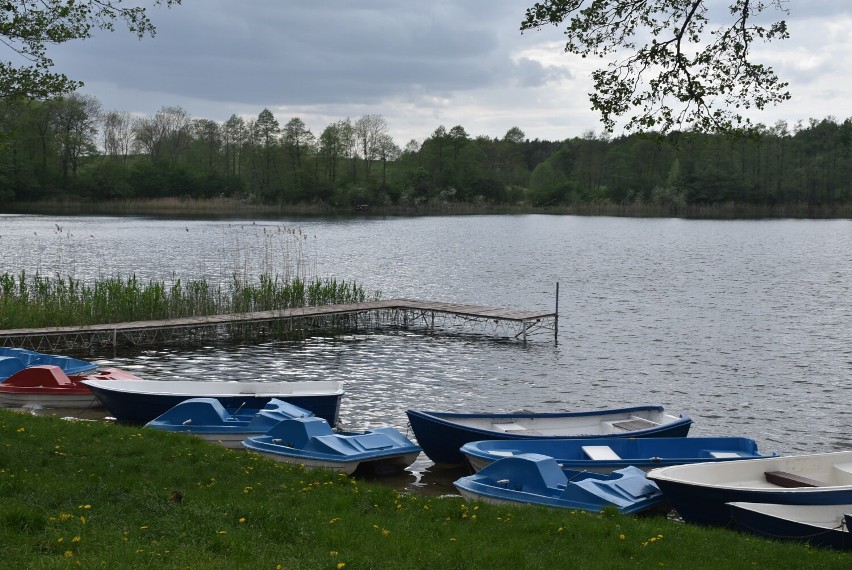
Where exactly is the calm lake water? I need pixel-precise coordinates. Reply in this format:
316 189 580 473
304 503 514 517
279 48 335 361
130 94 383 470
1 213 850 491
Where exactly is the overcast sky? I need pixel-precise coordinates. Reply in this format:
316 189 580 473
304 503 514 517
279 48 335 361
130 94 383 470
41 1 852 146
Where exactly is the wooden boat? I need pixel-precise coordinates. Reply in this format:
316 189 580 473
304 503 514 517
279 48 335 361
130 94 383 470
406 406 692 466
461 436 776 474
145 397 315 448
0 347 97 378
242 417 422 475
647 451 852 526
453 453 665 514
81 378 345 425
727 502 852 550
0 365 142 408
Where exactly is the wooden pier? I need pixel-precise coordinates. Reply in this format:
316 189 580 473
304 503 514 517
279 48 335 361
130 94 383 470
0 299 558 352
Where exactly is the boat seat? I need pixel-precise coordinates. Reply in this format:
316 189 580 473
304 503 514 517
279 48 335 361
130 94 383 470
581 445 621 461
611 417 658 431
832 463 852 485
708 451 743 459
764 470 828 488
492 422 529 432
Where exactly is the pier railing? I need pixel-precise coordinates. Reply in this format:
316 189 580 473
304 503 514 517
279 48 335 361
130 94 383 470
0 299 558 351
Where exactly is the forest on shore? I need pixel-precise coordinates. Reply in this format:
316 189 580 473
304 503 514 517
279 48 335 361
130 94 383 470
2 95 852 218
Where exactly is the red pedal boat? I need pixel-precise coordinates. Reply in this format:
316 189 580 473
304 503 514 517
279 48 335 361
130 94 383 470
0 365 142 409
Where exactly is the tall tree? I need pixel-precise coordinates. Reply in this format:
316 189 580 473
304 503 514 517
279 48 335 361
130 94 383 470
522 1 791 135
50 93 101 185
102 110 134 164
354 114 388 179
0 1 182 98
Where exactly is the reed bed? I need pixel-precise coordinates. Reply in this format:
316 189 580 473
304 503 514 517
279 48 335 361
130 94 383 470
0 271 368 329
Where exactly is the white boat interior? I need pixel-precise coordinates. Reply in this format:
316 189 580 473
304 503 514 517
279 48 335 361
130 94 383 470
452 409 677 437
82 379 344 396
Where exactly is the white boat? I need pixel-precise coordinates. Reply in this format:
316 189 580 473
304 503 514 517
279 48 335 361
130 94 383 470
647 451 852 526
727 502 852 550
81 379 345 425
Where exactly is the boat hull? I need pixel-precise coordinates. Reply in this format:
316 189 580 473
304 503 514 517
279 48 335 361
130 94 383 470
727 502 852 550
82 379 344 425
647 451 852 526
407 407 692 466
462 437 773 474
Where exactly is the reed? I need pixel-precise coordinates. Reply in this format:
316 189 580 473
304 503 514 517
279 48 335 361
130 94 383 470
0 271 368 329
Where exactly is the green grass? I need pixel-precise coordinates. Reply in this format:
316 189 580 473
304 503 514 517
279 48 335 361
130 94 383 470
0 271 369 329
0 412 848 569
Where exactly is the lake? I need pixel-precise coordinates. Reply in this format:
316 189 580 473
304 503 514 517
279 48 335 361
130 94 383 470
1 213 850 491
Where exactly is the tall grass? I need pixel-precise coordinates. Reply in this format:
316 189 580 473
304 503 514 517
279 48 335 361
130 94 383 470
0 270 369 329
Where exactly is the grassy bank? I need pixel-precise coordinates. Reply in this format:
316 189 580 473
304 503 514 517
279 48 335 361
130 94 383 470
0 272 369 329
0 412 847 569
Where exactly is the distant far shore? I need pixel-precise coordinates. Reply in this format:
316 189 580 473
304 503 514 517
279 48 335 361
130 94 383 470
2 196 851 220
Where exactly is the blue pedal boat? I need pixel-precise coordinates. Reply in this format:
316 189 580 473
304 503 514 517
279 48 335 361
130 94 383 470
145 397 315 448
0 348 97 379
461 436 775 474
242 417 422 475
453 453 665 514
407 406 692 466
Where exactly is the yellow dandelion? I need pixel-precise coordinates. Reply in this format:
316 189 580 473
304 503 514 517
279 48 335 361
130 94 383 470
337 563 346 569
382 529 390 537
57 537 64 543
450 537 457 542
558 527 564 533
218 530 226 535
63 550 73 558
619 534 625 540
16 427 24 432
330 551 339 556
239 517 246 523
59 513 72 521
72 536 81 543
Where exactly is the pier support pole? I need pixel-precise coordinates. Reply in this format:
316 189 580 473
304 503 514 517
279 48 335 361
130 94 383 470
554 282 559 342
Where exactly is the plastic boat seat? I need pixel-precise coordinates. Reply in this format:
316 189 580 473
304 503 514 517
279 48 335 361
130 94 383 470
832 463 852 485
0 356 26 381
707 451 743 459
582 445 621 461
764 471 828 488
266 417 334 448
611 417 659 431
492 422 530 432
5 365 74 387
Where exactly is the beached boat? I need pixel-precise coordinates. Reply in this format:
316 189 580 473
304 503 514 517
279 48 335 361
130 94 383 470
242 416 421 475
647 451 852 526
0 365 142 408
81 379 345 425
145 397 315 448
0 348 97 379
453 453 665 514
406 406 692 466
461 436 775 474
727 502 852 550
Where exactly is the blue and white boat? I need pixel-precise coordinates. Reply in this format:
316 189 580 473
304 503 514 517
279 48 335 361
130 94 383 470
453 453 665 514
461 436 775 474
145 397 315 448
242 417 422 475
81 379 344 425
727 502 852 550
647 451 852 526
0 348 97 379
407 406 692 466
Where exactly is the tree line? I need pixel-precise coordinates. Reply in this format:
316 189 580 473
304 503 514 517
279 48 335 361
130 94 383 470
1 94 851 212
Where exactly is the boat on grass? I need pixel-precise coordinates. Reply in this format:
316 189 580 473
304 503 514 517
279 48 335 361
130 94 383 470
647 451 852 526
406 406 692 466
461 436 776 474
242 416 421 475
0 365 142 408
81 379 345 425
145 397 314 448
0 348 97 379
453 453 665 514
727 502 851 550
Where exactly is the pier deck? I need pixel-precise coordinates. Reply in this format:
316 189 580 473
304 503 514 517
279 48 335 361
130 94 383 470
0 299 558 351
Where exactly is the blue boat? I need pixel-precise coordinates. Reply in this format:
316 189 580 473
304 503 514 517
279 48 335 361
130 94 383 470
727 502 852 551
461 436 775 474
406 406 692 466
81 379 344 425
0 348 97 379
145 397 315 448
647 451 852 526
453 453 665 514
242 417 422 475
